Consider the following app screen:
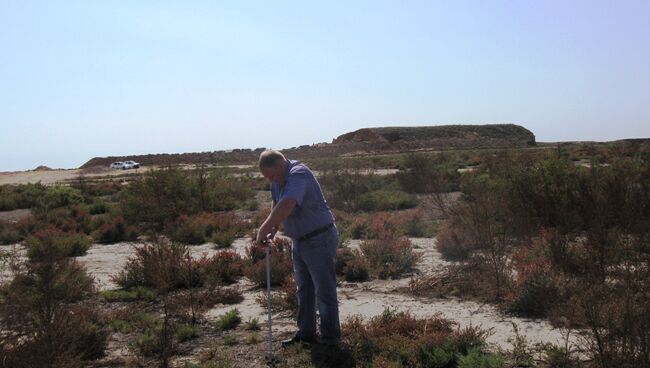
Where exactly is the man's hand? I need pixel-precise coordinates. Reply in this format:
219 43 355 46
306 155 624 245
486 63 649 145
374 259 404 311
256 226 277 248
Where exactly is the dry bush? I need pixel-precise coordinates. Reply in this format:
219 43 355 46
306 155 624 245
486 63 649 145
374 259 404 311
360 234 420 280
408 261 495 300
435 213 475 261
112 238 197 291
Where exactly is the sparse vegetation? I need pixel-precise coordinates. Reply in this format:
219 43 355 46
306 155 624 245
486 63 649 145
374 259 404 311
216 309 241 330
0 232 107 367
1 137 648 367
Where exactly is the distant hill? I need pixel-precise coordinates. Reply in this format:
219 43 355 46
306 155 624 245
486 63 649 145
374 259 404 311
80 124 535 169
333 124 535 149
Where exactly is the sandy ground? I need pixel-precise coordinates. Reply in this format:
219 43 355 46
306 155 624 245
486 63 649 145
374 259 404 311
0 167 146 185
0 164 260 186
0 235 578 359
0 166 400 186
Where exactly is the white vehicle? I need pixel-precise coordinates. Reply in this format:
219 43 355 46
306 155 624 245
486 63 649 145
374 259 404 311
124 160 140 169
110 161 140 170
110 161 131 170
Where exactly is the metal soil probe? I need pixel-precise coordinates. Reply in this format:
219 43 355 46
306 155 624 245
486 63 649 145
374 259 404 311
263 236 279 367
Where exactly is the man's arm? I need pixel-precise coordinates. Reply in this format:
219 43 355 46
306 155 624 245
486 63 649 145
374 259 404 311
256 198 296 245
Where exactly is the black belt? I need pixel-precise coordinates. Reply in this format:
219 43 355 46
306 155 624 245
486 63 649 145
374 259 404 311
297 223 334 241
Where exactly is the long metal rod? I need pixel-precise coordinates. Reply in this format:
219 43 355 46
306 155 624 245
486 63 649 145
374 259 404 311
265 244 274 359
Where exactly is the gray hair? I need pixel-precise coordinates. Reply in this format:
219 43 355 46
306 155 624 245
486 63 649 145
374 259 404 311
258 150 286 169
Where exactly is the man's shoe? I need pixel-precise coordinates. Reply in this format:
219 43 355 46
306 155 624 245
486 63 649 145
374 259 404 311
281 336 315 348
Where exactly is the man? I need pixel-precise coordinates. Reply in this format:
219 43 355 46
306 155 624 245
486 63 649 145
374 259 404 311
256 150 341 347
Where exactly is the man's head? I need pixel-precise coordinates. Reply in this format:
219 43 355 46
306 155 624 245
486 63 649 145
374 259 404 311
259 150 288 184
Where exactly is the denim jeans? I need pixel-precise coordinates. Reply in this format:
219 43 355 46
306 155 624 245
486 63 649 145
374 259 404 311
291 224 341 343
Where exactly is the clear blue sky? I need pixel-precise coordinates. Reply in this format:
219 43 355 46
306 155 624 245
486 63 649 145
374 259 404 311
1 1 649 171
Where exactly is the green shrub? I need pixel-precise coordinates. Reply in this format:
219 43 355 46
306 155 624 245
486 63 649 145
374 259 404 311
223 335 238 346
245 332 260 345
109 319 134 333
135 330 162 357
397 153 460 193
216 309 241 330
541 345 580 368
0 220 21 245
121 167 253 232
212 228 236 248
451 325 491 355
419 344 455 368
457 348 505 368
0 240 103 367
100 286 157 302
359 190 417 211
0 183 47 210
87 200 109 215
243 317 260 331
121 167 194 231
175 324 199 342
402 210 438 237
39 186 84 210
25 229 92 260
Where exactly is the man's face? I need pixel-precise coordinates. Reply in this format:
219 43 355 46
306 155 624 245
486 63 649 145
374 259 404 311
261 163 284 184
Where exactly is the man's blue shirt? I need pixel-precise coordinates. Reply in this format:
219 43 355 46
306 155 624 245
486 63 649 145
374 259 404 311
270 160 334 239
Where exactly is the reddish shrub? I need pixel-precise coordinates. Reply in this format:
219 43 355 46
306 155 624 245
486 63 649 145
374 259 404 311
112 239 196 291
93 215 138 244
169 212 246 245
343 210 431 240
244 238 293 287
195 250 244 285
360 235 420 279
